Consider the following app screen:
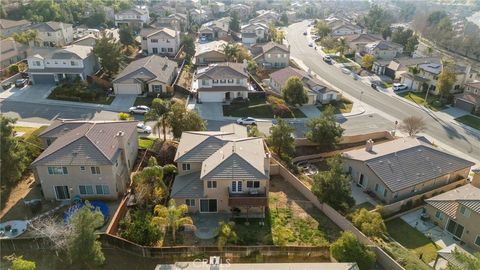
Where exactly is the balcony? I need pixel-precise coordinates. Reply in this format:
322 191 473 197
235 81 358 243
228 187 268 207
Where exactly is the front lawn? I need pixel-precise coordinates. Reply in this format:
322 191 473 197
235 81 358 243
13 126 42 138
455 115 480 130
318 98 353 114
223 98 306 118
138 138 156 149
48 80 113 105
398 91 447 111
330 55 350 64
386 218 440 264
134 96 156 107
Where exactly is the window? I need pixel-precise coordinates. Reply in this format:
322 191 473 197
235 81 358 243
153 85 162 93
202 79 209 86
247 181 260 188
374 183 379 192
182 163 191 171
48 167 68 175
90 166 100 175
54 61 58 64
96 185 110 195
220 79 226 83
152 48 158 54
54 186 70 200
79 185 94 195
151 39 158 43
47 32 52 36
231 181 243 193
435 210 444 220
228 79 234 83
213 80 219 84
200 199 217 213
459 206 470 217
161 48 166 52
186 199 195 207
236 79 241 84
142 37 147 40
80 166 85 171
34 61 41 66
475 235 480 247
168 48 173 52
383 189 388 198
71 61 77 66
207 180 217 189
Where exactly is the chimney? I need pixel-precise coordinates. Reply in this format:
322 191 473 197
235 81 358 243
472 169 480 188
365 139 374 152
116 131 125 149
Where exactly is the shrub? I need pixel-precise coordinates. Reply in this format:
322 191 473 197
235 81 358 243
118 112 131 120
8 64 19 74
119 210 163 246
163 164 177 175
267 96 293 118
351 208 386 238
157 141 178 165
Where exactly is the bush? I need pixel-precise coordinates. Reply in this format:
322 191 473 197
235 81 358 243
118 112 131 120
8 64 19 74
119 210 163 246
351 208 386 238
163 164 177 175
267 96 293 118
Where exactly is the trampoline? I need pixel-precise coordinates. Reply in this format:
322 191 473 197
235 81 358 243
63 201 110 225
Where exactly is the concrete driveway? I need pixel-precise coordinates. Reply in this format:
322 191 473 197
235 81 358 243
109 94 136 111
0 84 54 101
195 102 225 120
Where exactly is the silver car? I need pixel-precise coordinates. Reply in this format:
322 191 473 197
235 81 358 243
129 105 150 114
137 122 152 134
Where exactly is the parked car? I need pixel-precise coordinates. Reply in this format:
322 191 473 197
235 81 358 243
2 82 12 90
303 31 307 35
15 78 28 88
323 55 332 64
351 73 359 80
236 117 256 125
136 122 152 134
341 68 351 74
129 105 150 114
308 42 313 47
393 83 408 91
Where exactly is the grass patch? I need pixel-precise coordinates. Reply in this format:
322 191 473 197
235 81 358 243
455 115 480 130
322 48 337 54
134 96 156 107
330 55 350 63
13 126 39 138
398 91 447 111
138 138 156 149
48 81 113 105
386 218 440 264
318 98 353 114
223 99 306 118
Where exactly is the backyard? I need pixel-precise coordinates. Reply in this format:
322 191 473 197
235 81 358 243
138 138 156 150
48 81 113 105
455 114 480 130
223 98 306 118
398 91 447 111
318 98 353 114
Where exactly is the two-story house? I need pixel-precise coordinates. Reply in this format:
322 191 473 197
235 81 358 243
27 45 99 84
113 55 178 95
30 21 74 47
250 42 290 70
194 40 228 66
241 22 269 46
199 17 230 41
342 137 474 205
454 81 480 113
115 6 150 28
0 38 27 69
155 13 189 32
425 171 480 251
139 27 180 57
343 33 383 54
250 10 279 26
31 120 138 201
171 124 270 217
0 19 31 37
229 4 252 21
190 9 210 25
194 62 251 102
329 22 363 36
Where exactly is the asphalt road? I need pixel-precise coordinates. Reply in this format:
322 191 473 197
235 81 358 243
287 21 480 160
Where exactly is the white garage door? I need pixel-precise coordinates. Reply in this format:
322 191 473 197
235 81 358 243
199 91 225 102
114 83 141 95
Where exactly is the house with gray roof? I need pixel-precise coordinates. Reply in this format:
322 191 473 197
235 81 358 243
31 119 139 201
342 137 474 204
250 42 290 70
198 17 230 41
0 19 31 37
171 124 271 217
139 27 180 57
30 21 74 47
425 171 480 251
113 55 178 95
114 6 150 28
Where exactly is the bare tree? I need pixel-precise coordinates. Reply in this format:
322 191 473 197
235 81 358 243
400 116 426 136
29 216 72 254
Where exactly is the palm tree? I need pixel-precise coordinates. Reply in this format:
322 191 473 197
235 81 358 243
12 29 40 46
152 199 193 245
336 38 348 57
145 98 171 141
217 221 238 251
222 43 240 62
132 158 167 206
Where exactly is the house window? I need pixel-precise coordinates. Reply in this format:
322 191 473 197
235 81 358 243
202 80 209 86
236 79 241 84
231 181 242 193
79 185 94 195
228 79 234 83
96 185 110 195
151 39 158 43
459 206 470 217
220 79 226 83
54 186 70 200
90 166 101 175
152 85 162 93
80 166 85 171
152 48 158 54
186 199 195 207
142 37 147 40
435 210 444 220
161 48 166 52
207 180 217 189
475 235 480 247
34 61 41 66
213 80 219 84
47 32 52 36
374 183 379 192
383 189 388 198
182 163 191 171
168 48 173 52
71 61 77 66
48 166 68 175
247 181 260 188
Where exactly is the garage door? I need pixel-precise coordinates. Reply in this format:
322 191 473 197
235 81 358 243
31 74 55 84
114 83 141 95
455 99 474 113
199 91 225 102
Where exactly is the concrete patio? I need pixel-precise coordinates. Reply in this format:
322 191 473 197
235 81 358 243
191 213 229 240
350 182 378 207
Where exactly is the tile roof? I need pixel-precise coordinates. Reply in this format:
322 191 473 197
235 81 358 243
197 85 249 92
465 81 480 89
31 21 71 32
139 27 177 38
196 62 247 80
30 45 94 60
426 184 480 217
0 19 30 29
170 172 203 197
455 93 480 105
113 55 177 84
251 42 289 59
343 33 382 43
365 40 403 51
195 40 228 57
269 67 326 92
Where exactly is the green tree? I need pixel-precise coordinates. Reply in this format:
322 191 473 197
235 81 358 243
280 12 288 26
4 255 36 270
330 232 376 270
351 208 386 238
446 250 480 270
436 61 457 100
267 118 295 161
336 37 348 57
305 105 344 150
0 117 29 187
119 25 135 46
222 42 240 62
93 31 123 77
217 221 238 251
363 4 392 34
275 30 285 44
152 199 193 245
282 77 308 106
315 20 331 39
362 54 375 70
85 9 107 28
181 34 195 61
145 98 171 141
381 26 392 40
405 35 419 55
67 202 105 267
229 12 240 32
247 125 261 137
312 155 354 213
12 30 40 46
132 157 167 206
166 101 206 139
119 210 162 246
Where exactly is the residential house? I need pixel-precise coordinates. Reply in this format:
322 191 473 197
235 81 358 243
383 57 440 80
115 6 150 28
195 62 251 102
343 33 382 54
342 137 474 205
139 27 180 57
229 4 252 20
210 2 226 15
0 19 31 37
250 41 289 69
241 22 269 46
328 20 362 37
199 17 230 41
30 21 74 47
425 172 480 251
454 81 480 113
113 55 178 95
27 45 99 84
155 13 188 32
194 40 228 65
190 9 209 25
72 34 98 47
250 10 279 26
0 38 27 69
365 40 404 60
269 66 339 105
171 124 270 217
31 120 138 201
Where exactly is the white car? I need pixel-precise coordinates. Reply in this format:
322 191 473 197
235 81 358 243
129 105 150 114
393 83 408 91
236 117 256 125
137 122 152 134
341 68 351 74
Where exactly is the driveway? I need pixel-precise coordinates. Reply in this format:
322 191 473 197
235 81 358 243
109 95 136 111
195 102 225 120
0 84 54 101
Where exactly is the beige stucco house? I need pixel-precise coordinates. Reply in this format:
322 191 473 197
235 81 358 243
194 40 228 66
140 27 180 57
342 137 474 205
31 120 139 201
171 124 271 217
251 42 290 70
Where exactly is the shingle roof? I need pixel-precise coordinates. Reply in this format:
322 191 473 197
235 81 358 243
365 40 403 51
270 67 326 92
195 40 228 57
343 33 382 43
30 45 93 60
0 19 30 29
426 184 480 217
139 27 177 38
32 121 137 166
31 21 71 32
196 62 247 80
465 81 480 89
251 42 289 59
170 172 203 197
113 55 177 84
39 119 88 138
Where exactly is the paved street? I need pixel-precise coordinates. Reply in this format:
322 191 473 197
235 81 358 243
287 21 480 162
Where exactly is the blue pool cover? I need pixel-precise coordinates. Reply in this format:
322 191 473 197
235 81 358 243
63 201 110 224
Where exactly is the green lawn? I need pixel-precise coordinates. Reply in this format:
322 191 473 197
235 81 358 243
13 126 40 138
223 99 306 118
134 96 156 107
138 138 156 149
398 91 447 111
330 55 350 64
455 115 480 130
48 82 113 105
318 98 353 114
386 218 440 264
